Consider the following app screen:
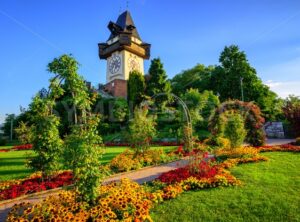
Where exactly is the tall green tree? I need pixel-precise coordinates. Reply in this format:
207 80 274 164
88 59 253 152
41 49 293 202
2 114 17 140
48 54 103 204
28 95 63 179
182 89 220 135
171 64 214 96
127 70 146 108
182 88 203 126
2 111 32 140
146 58 172 108
211 45 280 120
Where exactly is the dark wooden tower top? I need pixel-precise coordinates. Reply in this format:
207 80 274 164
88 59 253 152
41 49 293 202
98 10 151 59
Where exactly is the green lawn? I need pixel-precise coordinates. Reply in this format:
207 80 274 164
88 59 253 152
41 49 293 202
151 152 300 222
0 150 33 181
0 145 13 150
0 146 177 181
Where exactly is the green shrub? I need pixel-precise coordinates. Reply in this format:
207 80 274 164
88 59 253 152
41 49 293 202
204 136 231 150
15 121 33 144
127 70 146 108
129 107 156 155
64 115 103 204
28 96 63 178
224 112 247 148
209 100 265 146
196 130 211 141
0 137 7 146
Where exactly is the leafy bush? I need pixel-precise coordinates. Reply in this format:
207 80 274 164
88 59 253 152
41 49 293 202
129 107 156 155
182 125 193 151
108 150 141 172
209 100 266 146
28 96 63 178
204 136 231 150
0 137 7 146
282 95 300 137
64 116 103 204
127 70 146 108
14 121 33 145
196 129 211 141
223 112 247 148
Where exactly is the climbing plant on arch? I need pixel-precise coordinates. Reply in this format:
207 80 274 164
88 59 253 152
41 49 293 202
209 100 266 146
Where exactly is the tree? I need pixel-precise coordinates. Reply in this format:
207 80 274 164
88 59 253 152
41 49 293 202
48 54 103 204
15 121 33 144
171 64 213 96
146 58 172 108
129 107 156 155
93 97 129 136
182 89 220 132
111 97 128 123
199 91 220 129
211 45 280 120
28 95 63 179
127 70 146 108
282 95 300 137
2 114 17 140
64 115 103 204
182 88 203 127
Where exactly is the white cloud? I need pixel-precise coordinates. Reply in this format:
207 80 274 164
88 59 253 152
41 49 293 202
265 80 300 98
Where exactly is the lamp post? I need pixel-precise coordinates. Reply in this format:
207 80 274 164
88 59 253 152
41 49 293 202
10 117 14 141
240 77 244 101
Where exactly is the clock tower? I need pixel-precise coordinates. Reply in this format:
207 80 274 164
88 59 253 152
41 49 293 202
98 10 151 98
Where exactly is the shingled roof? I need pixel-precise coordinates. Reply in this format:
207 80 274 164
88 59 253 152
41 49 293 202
108 10 141 41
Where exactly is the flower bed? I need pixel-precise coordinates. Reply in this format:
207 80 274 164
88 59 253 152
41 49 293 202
108 149 178 173
0 171 73 201
6 172 240 222
7 179 155 222
104 141 183 147
257 143 300 152
12 144 33 151
0 144 33 152
0 149 10 152
158 152 218 184
219 156 268 169
172 145 204 157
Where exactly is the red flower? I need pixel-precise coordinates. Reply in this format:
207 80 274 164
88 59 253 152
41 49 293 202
0 171 73 201
12 144 33 151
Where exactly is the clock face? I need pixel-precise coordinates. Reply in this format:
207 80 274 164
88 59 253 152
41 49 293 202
128 57 140 72
109 55 121 74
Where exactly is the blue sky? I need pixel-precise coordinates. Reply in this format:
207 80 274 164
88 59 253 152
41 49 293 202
1 0 300 123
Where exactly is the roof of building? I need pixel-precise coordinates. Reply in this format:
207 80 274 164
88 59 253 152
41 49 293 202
108 10 141 41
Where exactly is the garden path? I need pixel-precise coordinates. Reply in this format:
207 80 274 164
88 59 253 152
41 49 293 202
0 139 294 221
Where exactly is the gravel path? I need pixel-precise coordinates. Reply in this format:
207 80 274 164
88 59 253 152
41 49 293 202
0 139 294 221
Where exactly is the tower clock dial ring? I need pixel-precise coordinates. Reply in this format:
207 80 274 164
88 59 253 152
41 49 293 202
128 57 140 72
109 54 121 74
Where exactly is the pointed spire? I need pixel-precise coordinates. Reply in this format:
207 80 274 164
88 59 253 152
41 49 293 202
108 10 141 40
